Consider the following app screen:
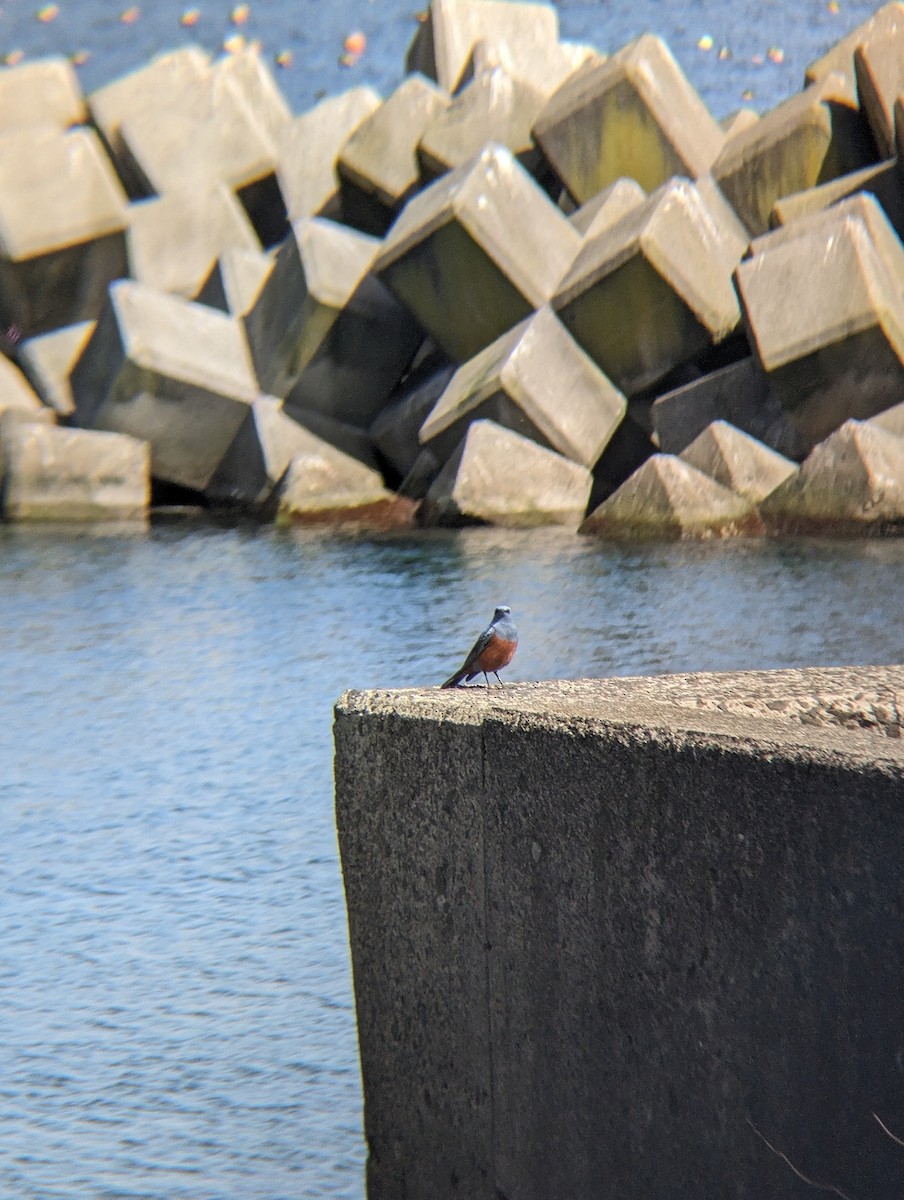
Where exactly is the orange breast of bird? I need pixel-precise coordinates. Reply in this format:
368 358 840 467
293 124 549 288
477 635 516 672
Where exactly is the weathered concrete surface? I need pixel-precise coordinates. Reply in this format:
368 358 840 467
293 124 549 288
0 353 47 417
374 143 581 363
854 27 904 158
568 177 646 237
678 420 798 502
552 178 747 395
422 419 592 527
194 246 274 316
336 665 904 1200
419 306 625 467
265 440 416 527
205 395 323 507
806 0 904 93
1 419 149 521
0 56 87 132
533 34 724 203
579 452 758 539
0 125 129 337
16 321 95 417
370 354 457 480
769 158 904 240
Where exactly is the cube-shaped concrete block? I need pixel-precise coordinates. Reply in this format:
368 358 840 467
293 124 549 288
869 400 904 439
370 354 457 479
194 246 274 316
0 126 129 338
418 66 548 179
0 56 86 133
422 418 592 527
266 438 415 527
552 177 747 395
461 34 598 101
212 44 292 146
16 321 95 416
419 306 625 467
579 453 758 539
88 47 212 194
206 395 329 506
678 420 798 502
282 271 423 429
712 73 877 236
287 409 380 469
71 280 258 491
769 159 904 242
760 418 904 532
720 108 759 140
127 184 261 298
374 144 581 363
652 356 805 459
243 217 383 398
338 75 450 236
1 421 149 522
0 354 45 416
276 87 382 223
569 178 646 237
736 196 904 448
406 0 561 95
854 26 904 158
533 34 724 204
806 1 904 93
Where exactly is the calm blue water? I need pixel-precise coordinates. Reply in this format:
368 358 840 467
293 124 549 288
2 523 904 1199
2 1 903 1195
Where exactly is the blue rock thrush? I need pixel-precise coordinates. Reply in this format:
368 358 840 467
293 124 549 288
441 605 518 688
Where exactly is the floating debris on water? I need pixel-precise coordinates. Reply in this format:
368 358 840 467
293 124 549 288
35 4 59 22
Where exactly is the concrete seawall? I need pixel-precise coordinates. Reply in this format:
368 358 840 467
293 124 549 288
335 667 904 1199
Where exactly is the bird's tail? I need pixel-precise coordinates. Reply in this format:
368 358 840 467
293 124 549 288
441 669 467 689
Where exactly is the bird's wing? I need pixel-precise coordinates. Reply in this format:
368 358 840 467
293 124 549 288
462 626 494 670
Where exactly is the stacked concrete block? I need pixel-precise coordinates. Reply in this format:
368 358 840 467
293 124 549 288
1 420 149 522
282 271 423 429
422 419 592 527
126 185 261 298
711 73 878 236
720 108 759 140
769 158 904 241
460 34 597 101
736 195 904 449
579 453 759 539
419 306 625 467
405 0 561 95
286 409 380 469
806 1 904 93
652 357 806 459
212 44 293 147
760 419 904 533
194 247 274 316
0 56 86 132
374 144 581 363
0 355 46 417
338 75 450 236
678 421 798 502
88 47 212 195
242 217 395 403
552 178 747 396
853 25 904 158
371 354 457 480
71 280 258 492
16 322 96 417
869 400 904 438
0 126 129 338
276 87 382 223
533 35 724 204
266 439 416 527
569 178 646 237
418 66 549 179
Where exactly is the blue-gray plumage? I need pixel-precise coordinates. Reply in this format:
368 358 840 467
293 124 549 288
441 605 518 688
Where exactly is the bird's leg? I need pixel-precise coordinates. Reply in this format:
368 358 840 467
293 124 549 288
482 672 490 687
493 672 504 686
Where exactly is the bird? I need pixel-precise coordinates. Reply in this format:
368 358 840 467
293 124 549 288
441 605 518 689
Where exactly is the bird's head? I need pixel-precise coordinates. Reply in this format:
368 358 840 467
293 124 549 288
494 605 511 619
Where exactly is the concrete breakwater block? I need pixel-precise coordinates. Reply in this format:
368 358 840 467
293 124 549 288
736 195 904 450
338 75 450 236
16 322 95 417
769 158 904 241
652 357 806 459
533 34 724 204
712 73 877 236
552 177 747 396
579 453 758 539
760 418 904 533
276 87 381 224
854 24 904 158
243 217 381 399
375 143 581 364
126 184 260 299
569 178 646 238
417 65 549 180
0 56 86 133
370 354 456 480
678 420 798 502
419 306 626 468
806 0 904 92
71 280 258 492
194 246 274 316
0 354 46 418
422 419 592 527
0 125 128 338
265 440 415 528
405 0 561 95
1 420 149 522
